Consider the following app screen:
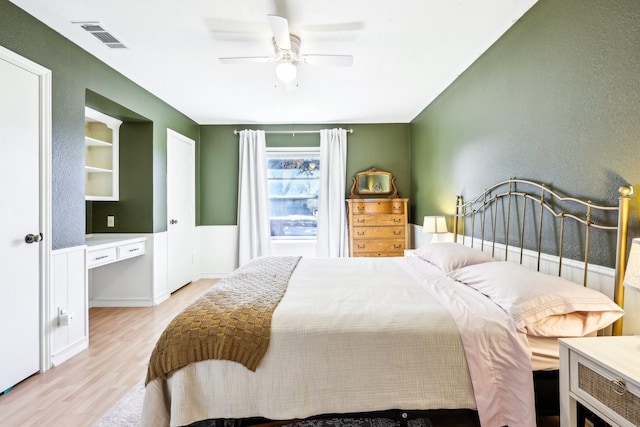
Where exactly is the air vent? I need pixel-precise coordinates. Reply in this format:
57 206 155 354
78 23 127 49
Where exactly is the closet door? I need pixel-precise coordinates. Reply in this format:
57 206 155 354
0 48 43 392
166 129 195 293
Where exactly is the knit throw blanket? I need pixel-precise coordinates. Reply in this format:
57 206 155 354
145 256 301 385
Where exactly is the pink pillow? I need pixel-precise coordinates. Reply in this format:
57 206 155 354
447 261 624 337
414 242 494 273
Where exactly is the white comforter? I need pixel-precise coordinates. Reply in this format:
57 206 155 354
142 257 535 427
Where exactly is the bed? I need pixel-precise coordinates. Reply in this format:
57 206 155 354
141 179 631 427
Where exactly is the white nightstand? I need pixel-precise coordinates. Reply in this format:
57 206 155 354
559 336 640 427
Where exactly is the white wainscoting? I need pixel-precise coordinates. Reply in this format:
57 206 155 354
196 225 317 279
271 239 316 257
50 245 88 367
197 225 238 278
152 231 170 305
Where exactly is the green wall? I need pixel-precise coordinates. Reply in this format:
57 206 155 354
410 0 640 266
0 0 199 249
199 124 410 225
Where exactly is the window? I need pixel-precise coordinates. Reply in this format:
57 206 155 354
266 148 320 239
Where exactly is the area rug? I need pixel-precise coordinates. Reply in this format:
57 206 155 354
95 381 432 427
94 381 146 427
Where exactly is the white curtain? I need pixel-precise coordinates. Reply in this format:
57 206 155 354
315 128 349 257
237 130 271 266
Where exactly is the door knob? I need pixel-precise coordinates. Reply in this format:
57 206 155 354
170 219 178 225
25 233 43 244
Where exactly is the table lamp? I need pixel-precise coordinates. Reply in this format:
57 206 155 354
423 216 448 243
624 238 640 293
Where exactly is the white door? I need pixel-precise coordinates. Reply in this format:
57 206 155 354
0 48 48 392
167 129 195 293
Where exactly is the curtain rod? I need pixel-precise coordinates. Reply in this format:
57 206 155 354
233 129 353 135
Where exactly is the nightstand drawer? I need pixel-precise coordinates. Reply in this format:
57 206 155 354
571 352 640 426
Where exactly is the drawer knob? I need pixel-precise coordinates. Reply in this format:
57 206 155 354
358 244 365 249
357 231 365 236
393 230 401 235
612 378 626 396
357 219 365 223
393 218 401 223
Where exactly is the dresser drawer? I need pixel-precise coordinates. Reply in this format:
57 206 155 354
352 250 405 257
391 200 406 214
352 214 406 226
570 351 640 426
352 226 405 239
87 247 117 268
117 241 146 260
350 200 406 214
352 239 405 254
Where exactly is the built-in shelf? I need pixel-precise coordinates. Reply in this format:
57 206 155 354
85 135 113 147
85 107 121 201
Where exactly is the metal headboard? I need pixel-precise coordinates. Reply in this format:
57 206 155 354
452 178 632 335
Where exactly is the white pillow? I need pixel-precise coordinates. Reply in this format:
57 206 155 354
413 242 495 273
447 261 624 337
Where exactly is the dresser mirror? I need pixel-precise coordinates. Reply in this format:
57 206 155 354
349 167 398 198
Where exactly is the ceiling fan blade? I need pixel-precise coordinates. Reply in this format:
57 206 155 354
267 14 291 50
300 54 353 67
219 56 272 64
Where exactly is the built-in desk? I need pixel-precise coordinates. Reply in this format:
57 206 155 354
86 234 163 307
86 235 146 268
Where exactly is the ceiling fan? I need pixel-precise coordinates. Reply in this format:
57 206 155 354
218 15 354 84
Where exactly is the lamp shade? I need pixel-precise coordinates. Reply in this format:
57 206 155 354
423 216 447 234
624 238 640 293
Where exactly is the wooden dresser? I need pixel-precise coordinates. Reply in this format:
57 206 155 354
346 198 409 257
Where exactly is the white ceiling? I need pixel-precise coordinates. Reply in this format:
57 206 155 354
10 0 537 125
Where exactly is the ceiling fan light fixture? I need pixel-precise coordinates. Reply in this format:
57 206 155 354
276 60 297 83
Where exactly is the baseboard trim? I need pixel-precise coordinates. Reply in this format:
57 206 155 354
51 337 88 367
195 273 228 280
89 298 154 308
153 291 170 306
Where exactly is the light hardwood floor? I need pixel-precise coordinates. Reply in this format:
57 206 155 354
0 279 215 427
0 278 559 427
